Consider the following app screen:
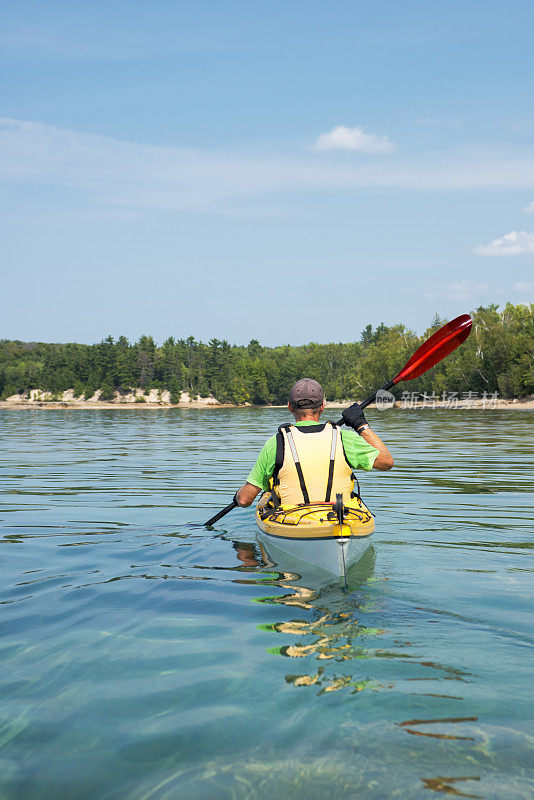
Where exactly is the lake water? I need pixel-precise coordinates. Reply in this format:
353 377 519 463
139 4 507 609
1 408 533 800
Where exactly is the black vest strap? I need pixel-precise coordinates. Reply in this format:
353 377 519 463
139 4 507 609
284 425 310 505
324 423 337 503
270 424 289 508
272 424 289 485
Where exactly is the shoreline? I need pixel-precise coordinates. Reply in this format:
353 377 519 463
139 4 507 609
1 399 533 411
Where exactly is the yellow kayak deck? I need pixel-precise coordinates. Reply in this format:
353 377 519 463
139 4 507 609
255 494 375 540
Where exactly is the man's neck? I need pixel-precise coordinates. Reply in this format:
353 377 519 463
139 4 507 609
294 416 321 424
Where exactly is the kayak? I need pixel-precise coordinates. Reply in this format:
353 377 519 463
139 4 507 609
255 492 374 580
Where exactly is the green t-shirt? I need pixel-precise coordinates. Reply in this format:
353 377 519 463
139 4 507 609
246 420 379 492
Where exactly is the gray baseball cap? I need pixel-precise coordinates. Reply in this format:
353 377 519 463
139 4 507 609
288 378 324 406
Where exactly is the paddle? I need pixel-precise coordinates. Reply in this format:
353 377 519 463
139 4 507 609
336 312 473 422
205 498 238 527
204 313 472 526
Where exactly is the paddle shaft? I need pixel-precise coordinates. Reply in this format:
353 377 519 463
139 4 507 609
336 379 395 425
204 499 238 527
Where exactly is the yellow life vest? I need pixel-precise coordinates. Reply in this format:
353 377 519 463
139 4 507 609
272 423 355 506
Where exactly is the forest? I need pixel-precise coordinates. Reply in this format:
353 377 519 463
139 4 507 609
0 304 532 404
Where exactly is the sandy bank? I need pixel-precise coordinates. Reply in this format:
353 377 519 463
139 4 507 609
0 401 238 410
0 388 236 410
1 392 533 411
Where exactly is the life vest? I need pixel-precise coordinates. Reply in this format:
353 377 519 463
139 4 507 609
271 423 355 506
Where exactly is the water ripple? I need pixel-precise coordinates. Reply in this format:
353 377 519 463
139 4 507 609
0 409 533 799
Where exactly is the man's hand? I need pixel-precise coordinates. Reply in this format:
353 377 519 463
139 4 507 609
342 402 368 432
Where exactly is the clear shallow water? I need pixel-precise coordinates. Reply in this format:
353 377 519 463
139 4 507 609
0 408 533 800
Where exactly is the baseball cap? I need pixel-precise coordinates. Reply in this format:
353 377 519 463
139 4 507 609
288 378 324 407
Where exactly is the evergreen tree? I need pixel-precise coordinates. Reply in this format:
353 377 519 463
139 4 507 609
99 381 115 401
135 335 156 388
116 335 134 390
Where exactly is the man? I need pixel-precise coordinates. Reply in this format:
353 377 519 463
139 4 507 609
235 378 393 508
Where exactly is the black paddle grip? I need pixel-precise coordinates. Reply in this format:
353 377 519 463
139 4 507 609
336 379 396 426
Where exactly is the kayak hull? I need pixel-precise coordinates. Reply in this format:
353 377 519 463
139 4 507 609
255 494 374 579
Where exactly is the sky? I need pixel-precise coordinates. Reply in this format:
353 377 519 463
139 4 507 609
1 0 533 346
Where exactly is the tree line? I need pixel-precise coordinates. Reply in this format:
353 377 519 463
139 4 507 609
1 303 532 403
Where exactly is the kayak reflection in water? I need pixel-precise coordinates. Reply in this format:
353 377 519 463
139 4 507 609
257 548 382 694
234 378 394 510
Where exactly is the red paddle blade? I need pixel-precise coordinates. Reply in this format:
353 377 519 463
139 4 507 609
393 314 472 383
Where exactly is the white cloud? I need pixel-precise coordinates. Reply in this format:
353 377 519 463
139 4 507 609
522 200 534 214
312 125 396 153
473 231 534 256
3 118 534 214
423 280 494 301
